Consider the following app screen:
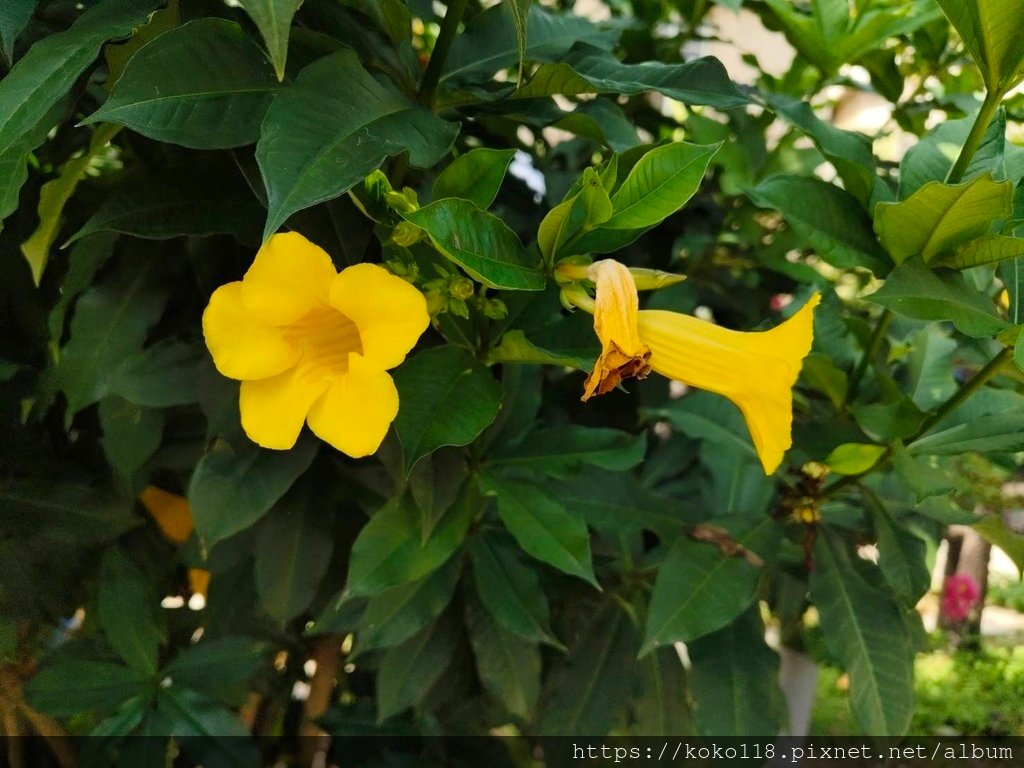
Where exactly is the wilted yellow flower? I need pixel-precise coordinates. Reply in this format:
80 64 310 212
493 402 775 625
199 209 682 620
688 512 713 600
572 260 819 475
203 232 429 457
140 485 193 543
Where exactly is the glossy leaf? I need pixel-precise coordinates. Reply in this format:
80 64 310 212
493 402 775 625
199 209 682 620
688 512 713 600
393 346 503 473
0 0 33 64
257 48 457 237
404 199 545 290
86 19 279 149
237 0 300 80
487 425 646 472
480 472 597 587
0 0 163 156
825 443 886 475
937 0 1024 93
432 148 515 210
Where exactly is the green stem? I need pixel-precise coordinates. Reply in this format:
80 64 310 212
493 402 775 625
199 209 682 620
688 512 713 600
844 308 892 407
945 91 1002 185
418 0 469 108
824 346 1013 497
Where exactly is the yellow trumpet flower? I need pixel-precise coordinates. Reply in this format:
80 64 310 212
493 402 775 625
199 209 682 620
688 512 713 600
570 260 819 474
202 232 429 457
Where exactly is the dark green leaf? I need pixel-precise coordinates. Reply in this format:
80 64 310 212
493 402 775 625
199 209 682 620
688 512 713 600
110 341 205 408
0 0 34 64
377 613 457 721
404 199 545 290
393 346 503 472
346 489 473 597
163 637 267 695
688 608 783 736
188 436 318 546
909 412 1024 455
635 646 692 736
810 530 915 736
467 597 540 720
539 600 638 736
432 148 515 209
98 548 163 674
254 486 334 624
24 661 151 717
641 517 776 654
85 19 279 149
237 0 300 80
257 48 457 237
868 257 1009 337
0 479 138 544
469 532 560 647
99 396 164 483
488 425 646 472
748 176 891 273
0 0 164 155
479 472 597 587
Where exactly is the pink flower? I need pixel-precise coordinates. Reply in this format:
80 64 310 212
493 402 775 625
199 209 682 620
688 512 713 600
941 573 981 622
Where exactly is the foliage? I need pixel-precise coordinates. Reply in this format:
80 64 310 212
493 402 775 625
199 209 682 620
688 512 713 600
3 0 1024 759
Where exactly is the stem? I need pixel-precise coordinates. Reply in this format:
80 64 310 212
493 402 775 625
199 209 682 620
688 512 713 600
299 636 342 768
418 0 469 108
945 91 1002 185
845 309 892 407
824 346 1013 497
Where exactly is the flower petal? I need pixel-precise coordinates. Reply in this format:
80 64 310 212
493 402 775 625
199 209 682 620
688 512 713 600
307 353 398 458
638 294 820 474
329 263 429 370
240 232 338 325
583 259 651 400
238 363 330 450
203 282 299 380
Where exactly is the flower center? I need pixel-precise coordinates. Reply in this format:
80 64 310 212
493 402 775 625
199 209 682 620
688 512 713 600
286 307 363 379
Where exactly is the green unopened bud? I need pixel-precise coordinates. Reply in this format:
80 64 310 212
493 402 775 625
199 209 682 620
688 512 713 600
449 277 475 300
483 299 508 320
449 298 470 318
424 289 446 315
392 221 421 247
386 190 417 213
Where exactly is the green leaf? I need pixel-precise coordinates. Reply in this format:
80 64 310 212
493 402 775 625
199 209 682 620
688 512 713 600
441 4 618 88
505 0 532 80
539 599 639 736
0 0 163 156
890 443 954 502
825 443 886 475
24 661 151 717
85 19 279 150
403 199 545 290
899 109 1009 198
99 396 164 484
644 390 758 463
20 122 120 284
467 597 540 720
69 167 264 245
863 492 931 603
255 486 334 624
357 555 462 651
941 234 1024 270
257 48 457 237
936 0 1024 94
974 515 1024 575
634 646 692 736
875 175 1012 264
188 436 318 546
488 425 646 473
904 326 957 410
810 530 915 736
469 532 560 647
57 253 168 419
163 637 267 696
393 346 503 473
48 233 118 340
516 46 750 110
600 141 720 230
0 0 34 64
641 517 775 655
688 608 783 737
377 613 457 721
432 148 515 210
110 341 205 408
346 489 473 597
537 166 612 262
98 548 163 674
480 472 596 587
748 176 892 274
0 479 138 544
237 0 299 81
868 257 1009 338
909 412 1024 455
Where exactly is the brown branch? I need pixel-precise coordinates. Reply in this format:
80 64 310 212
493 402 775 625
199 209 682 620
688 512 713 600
299 635 342 768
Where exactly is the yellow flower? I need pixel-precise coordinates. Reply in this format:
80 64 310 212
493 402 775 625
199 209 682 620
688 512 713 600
140 486 193 543
572 260 819 475
202 232 429 457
